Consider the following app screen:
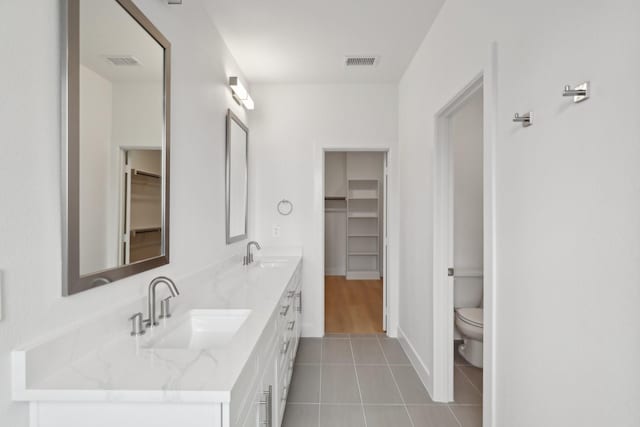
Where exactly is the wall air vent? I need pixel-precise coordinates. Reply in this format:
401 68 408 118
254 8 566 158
345 56 379 67
105 55 141 66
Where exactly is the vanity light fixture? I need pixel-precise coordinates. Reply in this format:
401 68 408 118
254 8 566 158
229 76 255 110
168 0 182 4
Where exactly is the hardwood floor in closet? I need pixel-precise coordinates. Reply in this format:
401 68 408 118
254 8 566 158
324 276 384 334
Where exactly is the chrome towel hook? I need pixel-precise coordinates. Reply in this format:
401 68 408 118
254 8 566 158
562 81 590 103
513 112 533 127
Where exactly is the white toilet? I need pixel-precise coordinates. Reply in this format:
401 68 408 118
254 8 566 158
455 307 483 368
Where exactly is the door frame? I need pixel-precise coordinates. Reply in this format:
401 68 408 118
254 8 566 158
432 44 498 427
316 145 397 337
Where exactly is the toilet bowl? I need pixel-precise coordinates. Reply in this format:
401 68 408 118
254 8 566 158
455 307 483 368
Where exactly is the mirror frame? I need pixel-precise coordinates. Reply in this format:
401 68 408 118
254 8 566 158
225 109 249 244
61 0 171 296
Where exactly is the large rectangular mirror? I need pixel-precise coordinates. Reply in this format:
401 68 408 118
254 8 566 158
226 110 248 243
62 0 171 295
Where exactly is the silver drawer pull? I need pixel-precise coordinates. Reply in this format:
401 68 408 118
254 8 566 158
296 292 302 313
281 339 291 354
258 385 272 427
287 320 295 330
280 304 290 316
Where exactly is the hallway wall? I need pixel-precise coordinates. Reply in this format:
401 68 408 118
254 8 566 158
398 0 640 425
249 84 398 337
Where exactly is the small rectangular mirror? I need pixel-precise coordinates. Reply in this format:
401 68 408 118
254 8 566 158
226 110 248 244
62 0 171 295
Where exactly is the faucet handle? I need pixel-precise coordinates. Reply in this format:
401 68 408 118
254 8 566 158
159 297 172 319
129 312 146 336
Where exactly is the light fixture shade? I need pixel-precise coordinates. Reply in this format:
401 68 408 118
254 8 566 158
243 96 255 110
229 76 254 110
229 76 248 99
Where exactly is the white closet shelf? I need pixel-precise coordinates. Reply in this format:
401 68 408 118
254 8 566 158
348 252 379 256
325 208 347 212
348 234 378 238
348 213 378 218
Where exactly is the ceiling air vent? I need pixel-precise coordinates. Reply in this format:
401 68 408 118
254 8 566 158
104 55 141 66
345 56 379 67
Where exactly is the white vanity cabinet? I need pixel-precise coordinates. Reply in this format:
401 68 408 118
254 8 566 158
13 257 303 427
238 262 302 427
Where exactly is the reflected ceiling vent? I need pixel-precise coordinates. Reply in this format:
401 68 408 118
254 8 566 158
345 56 379 67
104 55 141 66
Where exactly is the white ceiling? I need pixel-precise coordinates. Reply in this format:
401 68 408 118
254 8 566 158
81 0 164 83
203 0 445 84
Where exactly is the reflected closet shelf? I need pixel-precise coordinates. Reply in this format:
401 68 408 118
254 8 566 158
132 169 161 179
348 213 378 218
130 227 161 237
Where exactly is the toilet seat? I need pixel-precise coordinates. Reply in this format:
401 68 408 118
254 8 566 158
456 308 483 328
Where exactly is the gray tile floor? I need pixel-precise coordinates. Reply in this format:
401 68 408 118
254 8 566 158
283 335 482 427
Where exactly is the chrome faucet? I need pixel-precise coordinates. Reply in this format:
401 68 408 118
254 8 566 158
243 241 261 265
145 276 180 327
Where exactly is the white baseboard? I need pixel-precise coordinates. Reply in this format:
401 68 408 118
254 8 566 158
397 327 434 400
302 322 323 338
346 271 380 280
324 267 345 276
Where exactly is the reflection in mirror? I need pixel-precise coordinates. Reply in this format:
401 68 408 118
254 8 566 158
124 150 162 264
226 110 248 244
64 0 170 295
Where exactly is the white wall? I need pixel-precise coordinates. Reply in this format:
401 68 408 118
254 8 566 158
324 152 347 275
0 1 249 426
249 84 398 336
452 89 483 309
324 152 347 197
111 82 164 149
79 65 114 274
398 0 640 425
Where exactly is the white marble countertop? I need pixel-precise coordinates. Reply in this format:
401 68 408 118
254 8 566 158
12 253 302 404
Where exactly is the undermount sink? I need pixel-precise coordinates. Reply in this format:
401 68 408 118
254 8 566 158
257 258 289 268
146 309 251 350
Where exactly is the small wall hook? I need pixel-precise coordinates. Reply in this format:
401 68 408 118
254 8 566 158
563 81 590 103
513 112 533 127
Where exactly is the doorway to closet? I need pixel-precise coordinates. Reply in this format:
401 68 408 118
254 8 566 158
324 151 387 334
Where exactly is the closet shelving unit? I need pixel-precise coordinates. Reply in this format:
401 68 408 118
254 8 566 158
128 168 162 263
324 196 347 212
346 179 380 280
